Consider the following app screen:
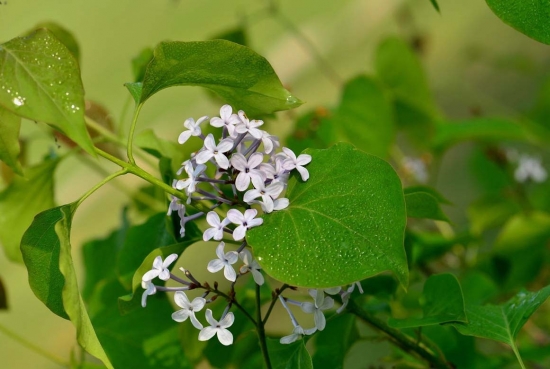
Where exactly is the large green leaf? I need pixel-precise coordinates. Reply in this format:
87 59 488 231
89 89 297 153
452 285 550 366
138 40 302 116
268 338 313 369
31 22 81 63
0 157 59 262
20 204 113 368
486 0 550 45
0 29 95 155
389 274 467 328
247 143 408 288
312 314 358 369
0 105 22 175
324 75 395 158
404 190 450 222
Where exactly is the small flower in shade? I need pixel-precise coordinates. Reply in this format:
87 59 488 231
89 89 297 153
167 180 184 216
281 147 312 181
324 287 342 295
203 211 231 241
261 157 289 185
260 130 280 154
515 155 547 183
172 291 206 329
196 134 234 169
300 289 334 331
239 249 264 285
207 242 239 282
250 197 289 213
243 176 284 213
337 282 364 314
141 280 156 308
178 116 208 144
178 207 187 237
402 157 428 183
199 309 235 346
226 209 263 241
235 110 263 139
280 325 317 344
176 162 207 195
142 254 178 282
231 152 266 191
210 104 241 138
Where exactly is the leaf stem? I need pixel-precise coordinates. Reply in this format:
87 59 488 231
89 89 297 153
262 284 290 324
346 299 453 369
256 283 272 369
127 103 144 165
512 345 526 369
76 169 128 208
0 323 69 367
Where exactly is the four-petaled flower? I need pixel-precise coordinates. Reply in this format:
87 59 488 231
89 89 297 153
239 249 264 285
172 291 206 329
243 176 284 213
231 152 266 191
207 242 239 282
281 147 312 181
280 325 317 344
178 116 208 144
176 162 207 195
196 134 234 169
203 211 230 241
210 104 241 138
227 209 263 241
141 280 156 308
235 110 263 139
199 309 235 346
300 289 334 331
142 254 178 282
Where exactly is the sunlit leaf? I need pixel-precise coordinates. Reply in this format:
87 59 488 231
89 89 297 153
0 157 59 262
0 105 22 175
486 0 550 44
389 274 467 328
139 40 303 116
20 204 113 368
268 338 313 369
247 143 408 288
31 22 81 63
0 29 95 155
405 189 450 222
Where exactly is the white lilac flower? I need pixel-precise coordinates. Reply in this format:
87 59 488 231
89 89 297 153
261 157 289 185
210 104 241 138
172 291 206 329
226 209 263 241
324 287 342 295
198 309 234 346
167 180 184 216
203 211 230 241
195 134 234 169
402 157 428 183
231 152 266 191
235 110 263 139
300 289 334 331
239 249 264 285
337 282 364 314
141 280 157 308
178 116 208 144
515 155 547 183
280 325 317 344
243 176 284 213
207 242 239 282
142 254 178 282
250 197 289 213
260 130 280 154
281 147 312 181
178 207 187 237
176 162 207 195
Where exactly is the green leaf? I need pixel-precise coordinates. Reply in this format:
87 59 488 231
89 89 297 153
135 129 180 160
404 190 450 222
409 232 472 265
139 40 303 116
312 314 358 369
323 75 395 158
0 157 59 262
452 285 550 367
20 204 113 368
0 105 23 175
429 0 440 12
404 185 451 204
31 22 81 63
494 212 550 253
213 27 248 46
247 143 408 288
468 195 521 235
389 274 467 328
433 118 528 153
125 82 143 104
0 276 7 310
486 0 550 44
131 47 154 82
0 29 95 155
268 338 313 369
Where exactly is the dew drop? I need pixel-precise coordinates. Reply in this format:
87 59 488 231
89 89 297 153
12 96 25 107
286 95 298 105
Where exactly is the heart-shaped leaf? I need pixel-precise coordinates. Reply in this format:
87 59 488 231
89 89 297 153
405 190 450 222
268 338 313 369
247 143 408 288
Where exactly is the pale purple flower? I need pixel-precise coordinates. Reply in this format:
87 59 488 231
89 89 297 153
235 110 263 139
300 289 334 331
243 176 284 213
178 116 208 144
260 130 280 154
198 309 234 346
261 157 289 184
172 291 206 329
178 207 187 237
231 152 265 191
141 280 156 308
176 162 206 195
142 254 178 282
280 325 317 344
250 197 289 213
239 249 264 285
337 282 364 314
167 180 184 216
281 147 312 181
226 209 263 241
195 134 234 169
210 104 241 138
207 242 238 282
203 211 230 241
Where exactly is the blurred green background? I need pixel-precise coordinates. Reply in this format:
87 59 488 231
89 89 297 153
1 0 549 367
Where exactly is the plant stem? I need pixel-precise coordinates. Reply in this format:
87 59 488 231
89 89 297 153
127 103 144 165
263 284 289 324
346 299 453 369
76 169 128 208
512 345 526 369
0 323 68 367
256 283 272 369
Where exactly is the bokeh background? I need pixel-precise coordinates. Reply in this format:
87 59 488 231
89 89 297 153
1 0 549 367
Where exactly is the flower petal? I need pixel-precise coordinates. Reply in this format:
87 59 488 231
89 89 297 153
226 209 244 224
178 130 193 144
174 291 191 309
217 138 234 153
172 309 191 322
206 211 221 227
203 134 216 151
205 309 218 326
195 150 213 165
215 153 230 169
207 259 225 273
280 333 299 344
190 313 204 330
235 172 251 191
163 254 178 268
219 311 235 328
296 165 310 181
232 225 246 241
198 326 217 341
142 269 160 282
251 270 265 285
231 153 247 172
248 152 264 168
215 242 226 259
217 328 233 346
296 154 312 166
223 264 237 282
